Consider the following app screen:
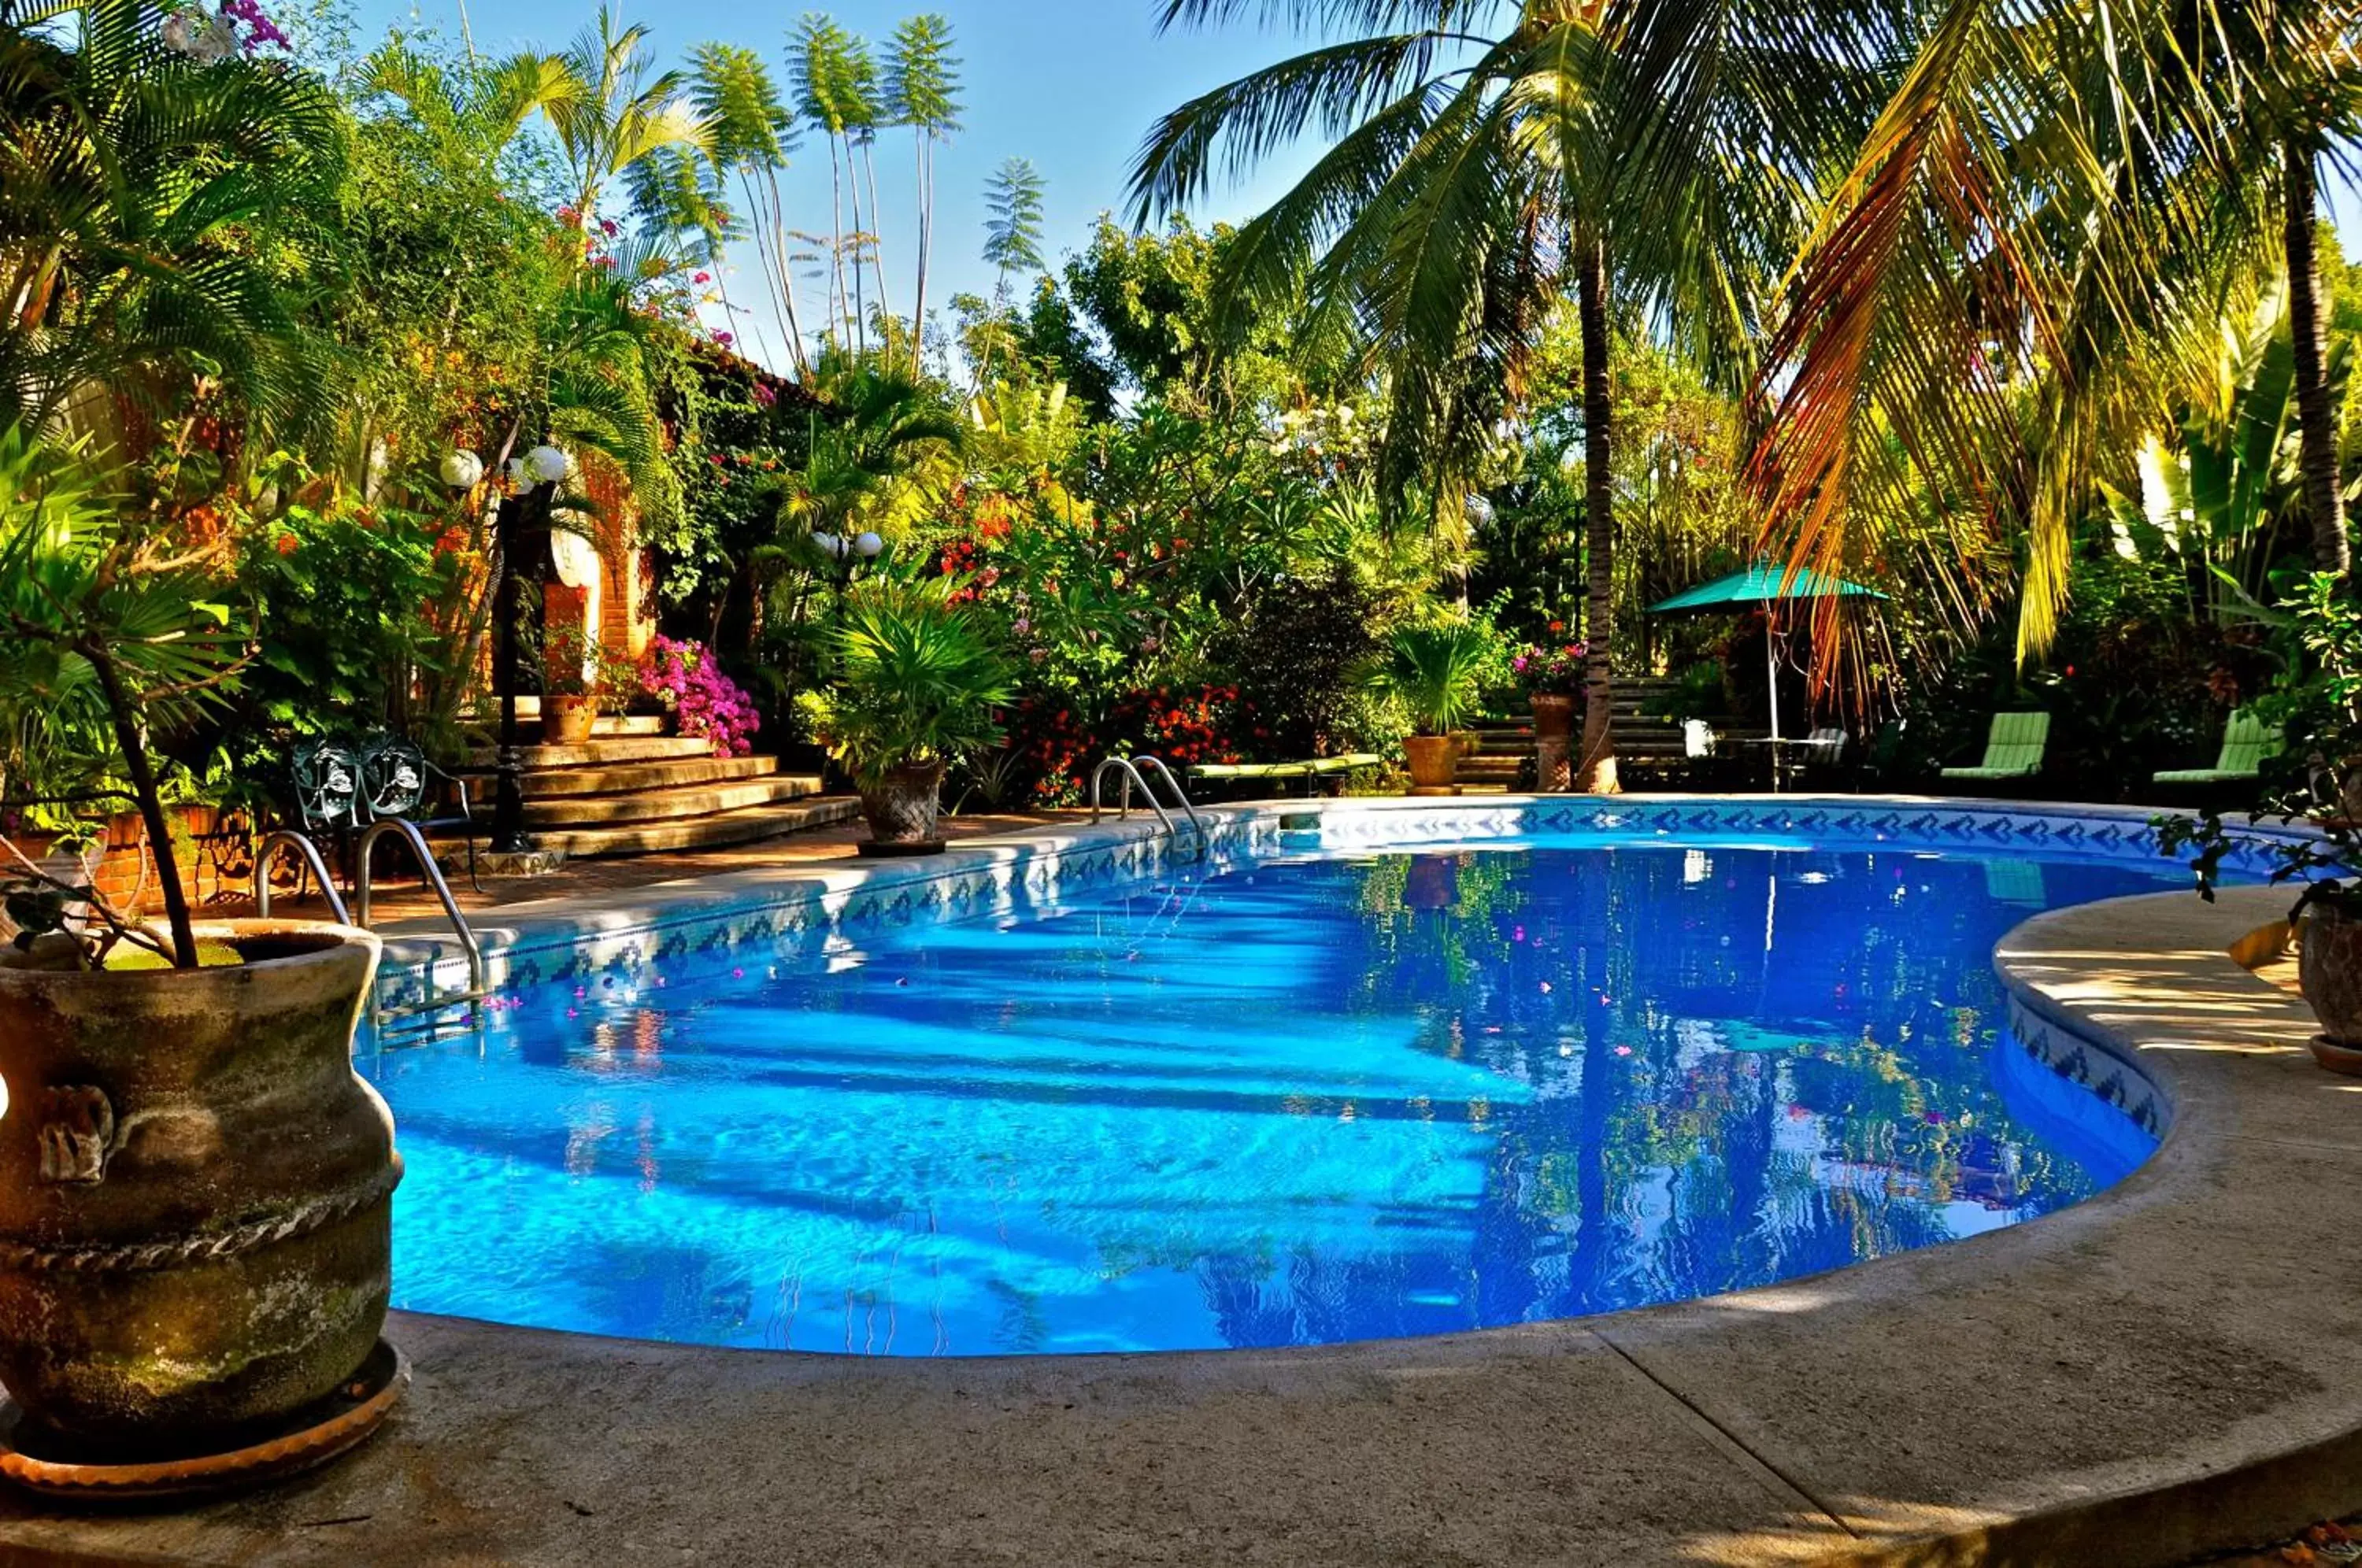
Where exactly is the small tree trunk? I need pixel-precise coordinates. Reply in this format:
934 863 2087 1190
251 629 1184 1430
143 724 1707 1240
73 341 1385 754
1575 234 1620 794
85 642 200 968
2288 138 2348 580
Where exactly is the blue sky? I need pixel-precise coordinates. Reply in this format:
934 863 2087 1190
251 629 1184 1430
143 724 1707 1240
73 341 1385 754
342 1 2362 375
344 0 1324 372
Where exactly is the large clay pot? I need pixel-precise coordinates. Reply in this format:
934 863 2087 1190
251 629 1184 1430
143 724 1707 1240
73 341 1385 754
860 759 947 849
0 922 396 1455
1529 692 1577 741
2299 893 2362 1050
1403 735 1460 793
542 694 598 745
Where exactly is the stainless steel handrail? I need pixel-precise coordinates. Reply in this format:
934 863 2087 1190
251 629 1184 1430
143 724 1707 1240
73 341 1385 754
352 819 489 1030
252 829 353 925
1089 753 1206 860
1130 754 1207 848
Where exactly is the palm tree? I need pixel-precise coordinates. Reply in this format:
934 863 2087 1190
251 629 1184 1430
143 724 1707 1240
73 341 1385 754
694 42 812 378
1738 1 2361 666
1134 3 1631 782
534 6 712 231
1 0 343 438
887 14 963 380
2285 134 2347 578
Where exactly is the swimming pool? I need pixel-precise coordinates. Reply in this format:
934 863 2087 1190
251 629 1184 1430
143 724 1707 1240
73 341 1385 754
367 804 2214 1356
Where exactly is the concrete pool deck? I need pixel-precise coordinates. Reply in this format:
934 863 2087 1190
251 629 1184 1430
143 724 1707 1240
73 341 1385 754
1 808 2356 1566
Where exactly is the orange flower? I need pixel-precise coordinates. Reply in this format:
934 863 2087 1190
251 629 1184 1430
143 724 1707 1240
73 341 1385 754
273 533 298 557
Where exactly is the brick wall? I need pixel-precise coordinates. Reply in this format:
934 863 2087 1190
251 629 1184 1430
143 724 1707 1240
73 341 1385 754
5 805 257 915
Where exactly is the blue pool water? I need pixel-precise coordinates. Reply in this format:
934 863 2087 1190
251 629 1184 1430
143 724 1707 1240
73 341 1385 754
368 835 2185 1355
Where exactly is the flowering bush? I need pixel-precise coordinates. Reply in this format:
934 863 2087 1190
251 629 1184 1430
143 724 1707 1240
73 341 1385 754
639 636 761 757
1003 684 1249 804
1510 638 1589 696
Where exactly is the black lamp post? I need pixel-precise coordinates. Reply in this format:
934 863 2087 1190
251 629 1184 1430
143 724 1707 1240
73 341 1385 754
489 485 531 854
480 444 570 856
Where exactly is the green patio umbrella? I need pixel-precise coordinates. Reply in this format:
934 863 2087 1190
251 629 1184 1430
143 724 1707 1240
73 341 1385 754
1646 563 1887 741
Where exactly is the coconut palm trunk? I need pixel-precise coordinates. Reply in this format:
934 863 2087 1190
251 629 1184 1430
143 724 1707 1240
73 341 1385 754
1575 232 1618 794
2287 138 2347 580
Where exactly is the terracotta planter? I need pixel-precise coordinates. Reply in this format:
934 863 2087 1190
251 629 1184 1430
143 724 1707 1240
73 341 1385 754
542 694 598 745
2299 894 2362 1050
0 922 398 1456
1529 692 1577 741
1403 735 1460 792
859 759 946 850
2309 1037 2362 1076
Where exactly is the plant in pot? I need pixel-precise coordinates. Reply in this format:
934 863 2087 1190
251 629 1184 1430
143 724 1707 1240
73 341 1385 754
0 427 402 1477
1512 637 1587 791
2157 571 2362 1076
542 625 632 745
1368 623 1493 795
796 575 1014 856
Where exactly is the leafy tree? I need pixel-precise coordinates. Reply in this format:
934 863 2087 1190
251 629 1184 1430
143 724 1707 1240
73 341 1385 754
977 157 1048 386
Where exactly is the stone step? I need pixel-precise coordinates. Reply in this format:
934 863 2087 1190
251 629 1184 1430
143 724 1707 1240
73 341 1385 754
465 736 716 770
520 755 779 799
487 700 668 738
521 775 826 829
528 796 863 859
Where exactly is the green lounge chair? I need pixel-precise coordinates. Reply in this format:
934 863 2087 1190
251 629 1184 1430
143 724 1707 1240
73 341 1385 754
1190 753 1385 796
1939 712 2050 782
2152 708 2283 788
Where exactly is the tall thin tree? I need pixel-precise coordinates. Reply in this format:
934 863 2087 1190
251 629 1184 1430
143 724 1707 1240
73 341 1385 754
789 13 857 351
887 15 963 379
694 43 811 378
979 157 1047 390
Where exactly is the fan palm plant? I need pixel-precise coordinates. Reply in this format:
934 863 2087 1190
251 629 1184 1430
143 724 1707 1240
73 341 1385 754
0 426 243 970
1368 620 1495 736
800 573 1013 849
0 0 343 438
806 575 1014 788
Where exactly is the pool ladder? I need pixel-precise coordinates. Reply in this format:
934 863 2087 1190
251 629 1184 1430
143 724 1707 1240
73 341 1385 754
1090 754 1207 861
254 821 490 1035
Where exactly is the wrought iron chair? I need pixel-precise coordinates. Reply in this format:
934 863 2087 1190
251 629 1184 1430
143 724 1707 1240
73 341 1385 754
286 735 479 897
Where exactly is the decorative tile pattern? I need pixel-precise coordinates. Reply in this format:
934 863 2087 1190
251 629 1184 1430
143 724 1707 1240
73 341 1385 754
370 796 2305 1043
2005 995 2172 1139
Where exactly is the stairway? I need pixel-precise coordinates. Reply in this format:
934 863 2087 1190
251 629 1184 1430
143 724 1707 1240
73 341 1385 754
1460 679 1765 788
458 712 858 858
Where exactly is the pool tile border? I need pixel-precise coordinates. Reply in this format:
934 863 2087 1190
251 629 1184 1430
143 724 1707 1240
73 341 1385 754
372 793 2310 1034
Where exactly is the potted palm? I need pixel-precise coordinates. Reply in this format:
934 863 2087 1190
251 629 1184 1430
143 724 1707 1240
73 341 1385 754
1369 623 1494 795
0 429 400 1472
798 576 1014 856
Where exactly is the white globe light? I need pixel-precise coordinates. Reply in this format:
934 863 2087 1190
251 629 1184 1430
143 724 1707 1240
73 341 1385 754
526 445 569 486
811 532 842 559
853 531 884 558
505 457 529 490
439 450 484 490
